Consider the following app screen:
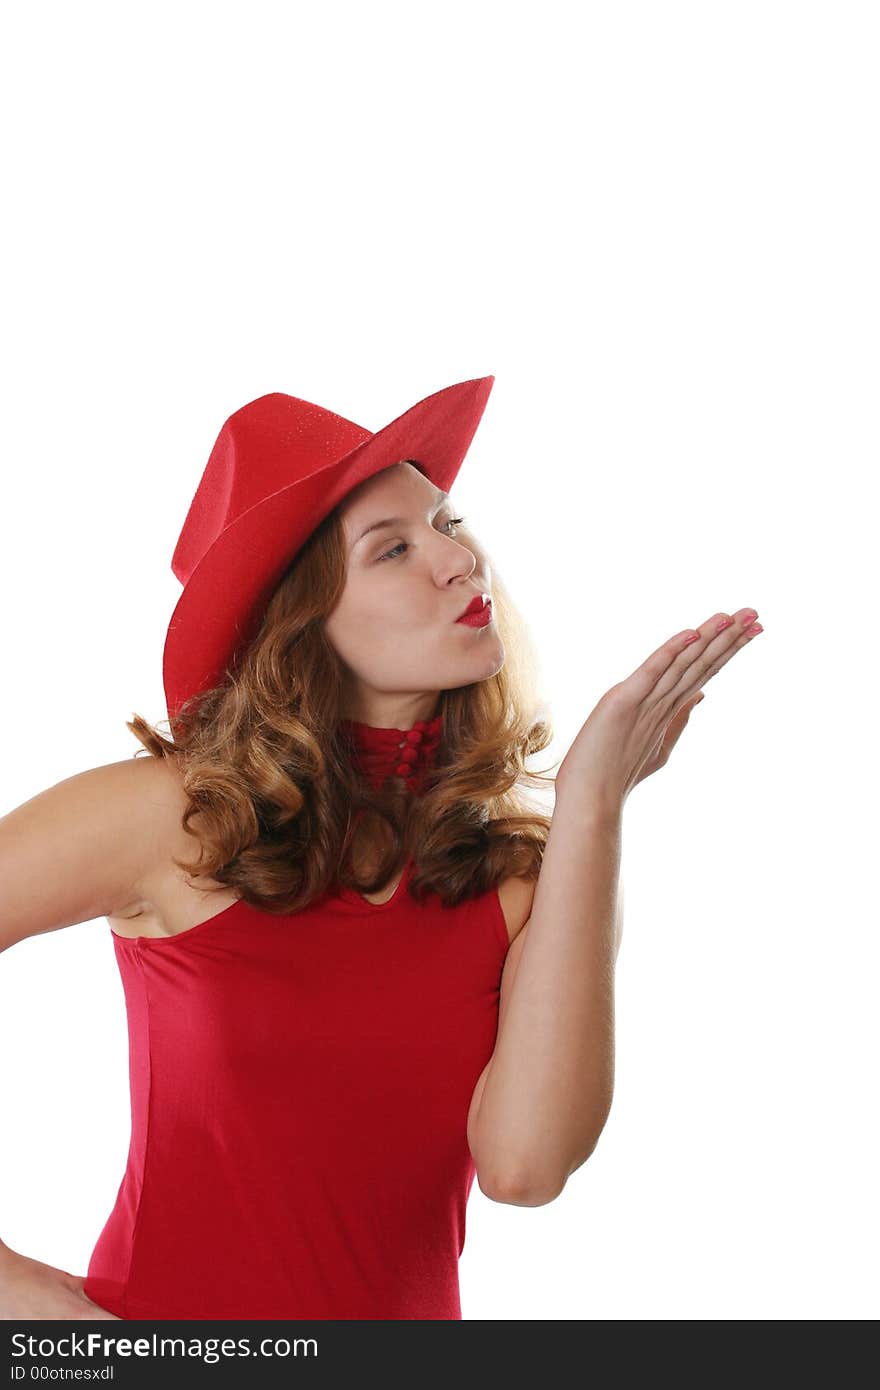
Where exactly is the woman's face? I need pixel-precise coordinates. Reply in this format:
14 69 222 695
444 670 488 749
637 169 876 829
324 462 504 721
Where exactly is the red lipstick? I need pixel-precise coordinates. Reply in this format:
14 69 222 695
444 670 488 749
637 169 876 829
455 594 492 627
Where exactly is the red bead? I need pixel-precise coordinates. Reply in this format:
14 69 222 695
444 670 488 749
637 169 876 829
343 713 440 796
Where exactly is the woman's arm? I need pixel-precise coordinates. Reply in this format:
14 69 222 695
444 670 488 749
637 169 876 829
0 756 167 1316
468 788 622 1205
469 610 760 1204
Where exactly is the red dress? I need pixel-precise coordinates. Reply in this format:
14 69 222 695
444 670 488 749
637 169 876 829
83 715 511 1320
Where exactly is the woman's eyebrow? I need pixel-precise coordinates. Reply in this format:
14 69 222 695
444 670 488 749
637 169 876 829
351 493 451 548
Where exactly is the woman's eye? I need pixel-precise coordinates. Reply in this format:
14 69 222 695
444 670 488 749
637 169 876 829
378 516 466 562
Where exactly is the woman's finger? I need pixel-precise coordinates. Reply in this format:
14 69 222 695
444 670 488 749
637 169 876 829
624 607 759 711
653 608 760 708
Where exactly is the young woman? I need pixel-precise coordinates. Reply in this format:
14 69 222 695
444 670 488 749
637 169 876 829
0 376 762 1319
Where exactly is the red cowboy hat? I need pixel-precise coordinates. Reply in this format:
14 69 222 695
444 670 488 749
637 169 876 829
162 375 495 723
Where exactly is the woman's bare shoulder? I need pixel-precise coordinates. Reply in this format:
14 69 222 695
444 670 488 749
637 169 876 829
0 755 190 951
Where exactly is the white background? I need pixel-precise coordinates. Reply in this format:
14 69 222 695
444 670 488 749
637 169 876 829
1 0 876 1321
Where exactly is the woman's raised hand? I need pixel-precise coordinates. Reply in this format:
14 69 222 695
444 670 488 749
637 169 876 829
556 607 763 812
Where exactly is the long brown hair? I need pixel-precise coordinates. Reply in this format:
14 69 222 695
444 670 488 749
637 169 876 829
128 467 556 912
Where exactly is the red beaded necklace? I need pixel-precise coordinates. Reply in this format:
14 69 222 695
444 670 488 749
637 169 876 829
338 712 444 794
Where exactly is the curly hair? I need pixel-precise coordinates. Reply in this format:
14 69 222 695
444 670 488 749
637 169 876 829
126 464 556 913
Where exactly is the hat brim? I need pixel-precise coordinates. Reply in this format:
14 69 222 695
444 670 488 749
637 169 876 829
162 375 494 723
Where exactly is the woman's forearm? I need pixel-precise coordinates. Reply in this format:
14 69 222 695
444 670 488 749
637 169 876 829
471 787 622 1202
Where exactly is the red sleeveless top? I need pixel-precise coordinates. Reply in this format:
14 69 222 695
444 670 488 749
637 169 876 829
83 715 511 1320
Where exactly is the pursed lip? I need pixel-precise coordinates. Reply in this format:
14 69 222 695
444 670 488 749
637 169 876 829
455 592 491 621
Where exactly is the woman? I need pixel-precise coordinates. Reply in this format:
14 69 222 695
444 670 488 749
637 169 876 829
0 376 762 1319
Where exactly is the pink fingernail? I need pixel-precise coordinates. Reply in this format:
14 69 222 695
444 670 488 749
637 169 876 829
682 632 701 646
716 618 734 633
746 622 763 636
